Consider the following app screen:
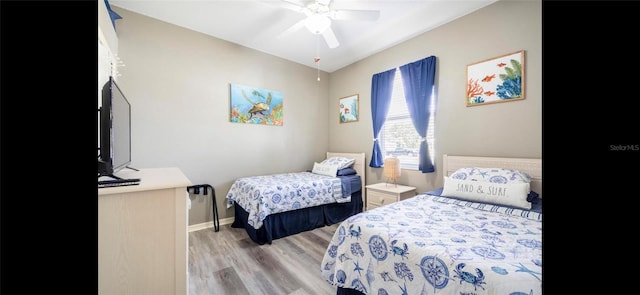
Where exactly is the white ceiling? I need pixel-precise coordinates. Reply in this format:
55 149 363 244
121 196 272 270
110 0 497 73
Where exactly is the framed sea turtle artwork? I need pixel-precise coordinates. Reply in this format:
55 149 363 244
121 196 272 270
466 50 525 106
230 83 283 126
339 94 359 123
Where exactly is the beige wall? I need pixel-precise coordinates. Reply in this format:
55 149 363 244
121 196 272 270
112 7 330 225
110 0 541 226
329 0 541 193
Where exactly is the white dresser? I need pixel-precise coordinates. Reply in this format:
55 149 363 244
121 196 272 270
98 167 192 295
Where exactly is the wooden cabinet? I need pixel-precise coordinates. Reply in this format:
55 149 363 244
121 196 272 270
98 167 191 295
365 183 416 211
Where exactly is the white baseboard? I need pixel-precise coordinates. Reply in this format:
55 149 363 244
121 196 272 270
188 217 234 232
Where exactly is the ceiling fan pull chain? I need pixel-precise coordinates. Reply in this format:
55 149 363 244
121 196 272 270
316 58 321 81
316 35 321 81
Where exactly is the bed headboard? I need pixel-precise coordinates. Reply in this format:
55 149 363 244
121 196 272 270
443 154 542 198
327 152 366 200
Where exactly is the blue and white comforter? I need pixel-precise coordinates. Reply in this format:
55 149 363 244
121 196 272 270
321 193 542 295
226 172 348 229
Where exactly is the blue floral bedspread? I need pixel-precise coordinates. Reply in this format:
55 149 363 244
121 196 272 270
226 172 347 229
321 193 542 295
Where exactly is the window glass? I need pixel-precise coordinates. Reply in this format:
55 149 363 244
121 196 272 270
380 69 435 170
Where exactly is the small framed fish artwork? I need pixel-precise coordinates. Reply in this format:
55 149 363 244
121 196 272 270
466 50 525 106
230 83 283 126
339 94 359 123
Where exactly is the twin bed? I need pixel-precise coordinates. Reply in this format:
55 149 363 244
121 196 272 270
226 152 366 245
321 154 542 295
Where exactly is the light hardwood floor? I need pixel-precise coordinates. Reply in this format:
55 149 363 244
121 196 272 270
188 223 340 295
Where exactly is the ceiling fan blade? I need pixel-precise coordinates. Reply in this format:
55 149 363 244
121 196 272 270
322 27 339 48
278 0 307 14
331 9 380 21
277 18 307 39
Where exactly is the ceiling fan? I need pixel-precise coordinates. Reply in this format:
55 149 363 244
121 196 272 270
275 0 380 49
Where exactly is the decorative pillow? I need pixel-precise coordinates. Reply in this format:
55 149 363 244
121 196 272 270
527 190 539 202
311 162 340 177
337 167 357 176
450 167 532 184
441 176 532 210
529 194 542 213
427 187 541 213
321 157 355 170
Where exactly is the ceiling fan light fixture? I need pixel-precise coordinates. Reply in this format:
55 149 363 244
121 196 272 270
304 14 331 34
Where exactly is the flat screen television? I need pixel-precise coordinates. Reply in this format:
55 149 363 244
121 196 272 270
98 76 132 178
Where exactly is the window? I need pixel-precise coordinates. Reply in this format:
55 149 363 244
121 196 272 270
380 68 435 170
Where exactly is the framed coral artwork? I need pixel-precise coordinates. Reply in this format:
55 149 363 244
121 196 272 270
339 94 359 123
466 50 525 106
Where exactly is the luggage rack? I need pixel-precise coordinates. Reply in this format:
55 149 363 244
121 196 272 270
187 184 219 232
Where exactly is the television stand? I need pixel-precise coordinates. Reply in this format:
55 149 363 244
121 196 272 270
98 173 141 188
125 165 140 171
99 174 123 180
99 173 140 182
98 177 141 188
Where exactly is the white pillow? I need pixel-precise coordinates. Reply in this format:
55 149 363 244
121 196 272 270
321 157 355 170
312 162 340 177
441 176 531 210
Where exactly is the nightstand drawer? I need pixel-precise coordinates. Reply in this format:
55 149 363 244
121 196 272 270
368 190 400 207
365 183 417 211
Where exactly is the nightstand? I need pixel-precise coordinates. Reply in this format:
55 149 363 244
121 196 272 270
365 183 417 211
